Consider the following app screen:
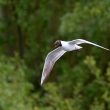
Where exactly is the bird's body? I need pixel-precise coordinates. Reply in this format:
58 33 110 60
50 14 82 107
61 41 82 51
41 39 110 86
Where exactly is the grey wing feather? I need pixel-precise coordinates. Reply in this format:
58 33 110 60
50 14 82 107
41 47 66 86
69 39 110 51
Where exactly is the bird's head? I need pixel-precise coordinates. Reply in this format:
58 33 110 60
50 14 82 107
54 40 62 48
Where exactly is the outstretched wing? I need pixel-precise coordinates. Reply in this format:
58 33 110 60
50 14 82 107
69 39 110 51
41 47 66 86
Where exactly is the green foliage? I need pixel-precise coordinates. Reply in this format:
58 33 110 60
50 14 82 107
36 56 110 110
0 55 34 110
59 0 110 40
0 0 110 110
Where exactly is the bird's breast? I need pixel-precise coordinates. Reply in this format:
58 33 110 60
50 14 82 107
62 44 76 51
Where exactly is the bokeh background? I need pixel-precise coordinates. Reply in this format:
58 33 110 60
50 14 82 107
0 0 110 110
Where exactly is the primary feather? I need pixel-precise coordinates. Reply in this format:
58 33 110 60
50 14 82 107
69 39 110 51
41 47 66 85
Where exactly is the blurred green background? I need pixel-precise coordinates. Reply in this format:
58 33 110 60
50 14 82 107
0 0 110 110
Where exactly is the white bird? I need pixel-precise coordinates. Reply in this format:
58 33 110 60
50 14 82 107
41 39 109 85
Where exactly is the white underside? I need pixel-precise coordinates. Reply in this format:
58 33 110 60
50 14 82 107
61 41 82 51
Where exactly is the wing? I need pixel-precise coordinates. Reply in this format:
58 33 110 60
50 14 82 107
41 47 66 86
69 39 110 51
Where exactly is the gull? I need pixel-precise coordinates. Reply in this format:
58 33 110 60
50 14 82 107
41 39 109 85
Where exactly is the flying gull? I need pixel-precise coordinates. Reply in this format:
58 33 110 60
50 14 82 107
41 39 109 85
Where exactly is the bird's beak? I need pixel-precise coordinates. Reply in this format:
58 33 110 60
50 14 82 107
54 42 57 48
